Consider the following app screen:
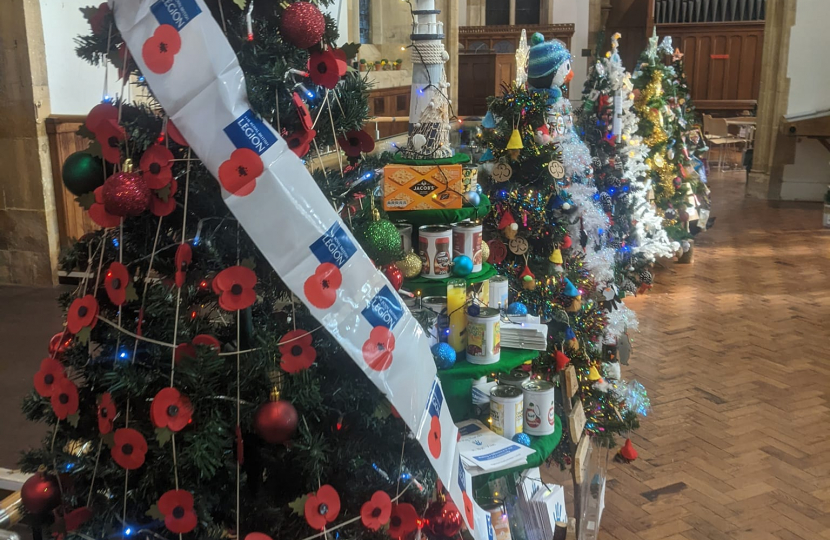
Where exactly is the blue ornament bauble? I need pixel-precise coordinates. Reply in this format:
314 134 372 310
512 433 531 446
467 304 481 317
452 255 473 277
431 343 457 370
464 191 481 207
507 302 528 316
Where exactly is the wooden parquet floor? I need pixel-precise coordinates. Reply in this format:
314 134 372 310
600 171 830 539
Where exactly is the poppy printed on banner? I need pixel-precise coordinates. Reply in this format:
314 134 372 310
218 148 263 197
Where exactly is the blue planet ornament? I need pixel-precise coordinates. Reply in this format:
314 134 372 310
512 433 531 446
452 255 473 277
431 342 457 370
507 302 528 316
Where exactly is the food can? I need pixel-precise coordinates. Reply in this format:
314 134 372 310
500 368 530 388
419 225 452 279
472 377 498 415
490 384 523 439
462 164 479 192
395 223 413 254
466 307 501 364
522 380 557 436
488 275 509 310
422 296 447 343
479 499 511 540
452 221 483 272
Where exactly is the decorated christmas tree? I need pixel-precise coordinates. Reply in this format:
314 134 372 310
578 33 677 294
631 31 709 242
479 33 645 458
17 3 461 540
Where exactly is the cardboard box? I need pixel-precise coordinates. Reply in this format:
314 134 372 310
383 163 464 211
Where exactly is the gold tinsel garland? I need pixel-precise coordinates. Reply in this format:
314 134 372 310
635 70 670 148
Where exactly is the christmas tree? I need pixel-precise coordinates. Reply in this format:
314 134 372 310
578 33 677 294
19 3 444 540
479 33 644 458
631 32 708 242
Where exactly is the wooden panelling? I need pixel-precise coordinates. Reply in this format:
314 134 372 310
45 116 99 248
458 54 497 116
657 22 764 113
367 86 410 139
605 0 652 74
459 23 574 53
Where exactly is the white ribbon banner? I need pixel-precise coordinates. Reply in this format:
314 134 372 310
110 0 492 536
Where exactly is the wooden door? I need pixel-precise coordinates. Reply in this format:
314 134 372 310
458 53 496 116
495 54 516 94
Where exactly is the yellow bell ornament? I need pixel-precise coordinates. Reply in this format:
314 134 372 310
506 128 524 159
587 365 602 381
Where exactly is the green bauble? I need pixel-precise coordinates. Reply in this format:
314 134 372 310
62 151 106 196
362 216 402 263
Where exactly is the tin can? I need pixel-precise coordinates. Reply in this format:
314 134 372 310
479 499 511 540
419 225 452 279
462 164 479 192
422 296 447 342
472 377 498 415
490 385 523 439
488 275 509 310
452 221 483 272
466 307 500 364
522 380 556 436
500 368 530 388
395 223 413 254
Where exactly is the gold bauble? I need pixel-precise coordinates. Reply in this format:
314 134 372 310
396 251 422 279
481 241 490 264
64 439 93 457
653 154 665 168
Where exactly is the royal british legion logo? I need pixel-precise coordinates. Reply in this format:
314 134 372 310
361 286 403 330
151 0 202 30
426 380 444 418
223 110 279 156
310 223 357 269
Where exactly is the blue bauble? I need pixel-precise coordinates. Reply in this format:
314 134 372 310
452 255 473 277
431 343 457 370
464 191 481 207
507 302 528 316
512 433 531 446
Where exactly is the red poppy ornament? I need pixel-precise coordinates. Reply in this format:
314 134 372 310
95 119 126 164
304 263 342 309
51 377 79 420
338 130 375 158
362 326 395 371
174 243 192 288
382 263 403 291
67 295 99 334
150 178 178 217
89 186 122 228
293 92 313 131
63 506 93 532
308 49 340 89
462 492 475 531
387 503 418 539
280 2 325 49
218 148 263 196
102 162 151 217
304 485 341 530
111 428 148 470
332 48 349 77
104 262 130 305
244 534 271 540
97 392 116 434
151 387 193 432
360 491 392 531
48 332 73 358
158 489 197 534
279 329 317 373
142 24 182 74
140 145 174 189
286 126 317 158
88 2 110 34
214 265 257 311
86 103 118 134
34 358 66 397
428 415 442 458
167 120 188 147
192 334 221 351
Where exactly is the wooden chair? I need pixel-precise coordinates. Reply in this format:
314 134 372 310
702 114 744 170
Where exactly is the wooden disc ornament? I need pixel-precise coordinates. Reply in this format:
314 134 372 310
487 239 507 264
508 237 529 256
548 160 565 179
491 162 513 183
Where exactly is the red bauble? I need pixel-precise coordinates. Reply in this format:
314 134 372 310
254 400 298 444
280 2 325 49
21 472 61 516
424 500 464 538
382 263 404 291
102 169 151 216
